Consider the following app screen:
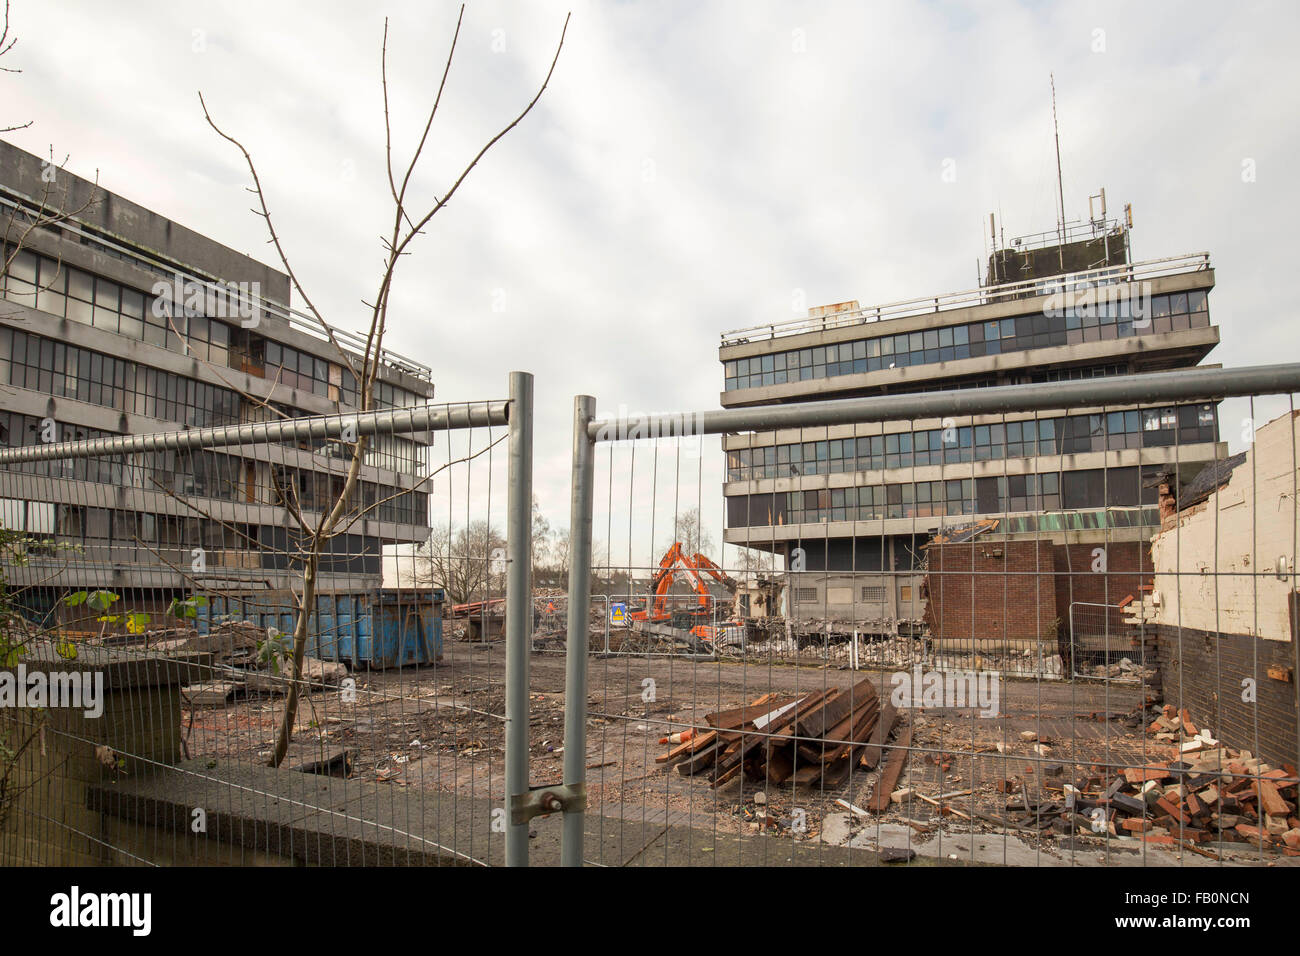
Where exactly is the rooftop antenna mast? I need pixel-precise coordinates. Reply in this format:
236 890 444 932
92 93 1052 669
1051 73 1066 270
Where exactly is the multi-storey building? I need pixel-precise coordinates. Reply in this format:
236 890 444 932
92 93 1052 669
0 140 433 628
718 212 1225 638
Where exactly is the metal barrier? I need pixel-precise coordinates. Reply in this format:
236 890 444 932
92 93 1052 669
6 361 1300 868
558 363 1300 868
1070 601 1140 681
0 372 534 867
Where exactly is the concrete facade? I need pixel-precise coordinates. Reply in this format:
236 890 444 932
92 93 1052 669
0 140 434 623
719 228 1227 633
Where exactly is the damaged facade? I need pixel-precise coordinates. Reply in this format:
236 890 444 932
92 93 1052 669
1148 411 1300 766
719 209 1225 641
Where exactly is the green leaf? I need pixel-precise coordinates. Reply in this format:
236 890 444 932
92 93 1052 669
87 590 119 612
167 595 208 620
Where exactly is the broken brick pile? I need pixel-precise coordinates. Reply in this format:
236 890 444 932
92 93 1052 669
1115 705 1300 853
994 705 1300 855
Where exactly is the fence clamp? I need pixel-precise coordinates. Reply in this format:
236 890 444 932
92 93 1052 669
511 782 586 825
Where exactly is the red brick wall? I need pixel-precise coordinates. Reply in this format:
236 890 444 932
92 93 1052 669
923 540 1058 644
924 539 1153 648
1053 542 1151 635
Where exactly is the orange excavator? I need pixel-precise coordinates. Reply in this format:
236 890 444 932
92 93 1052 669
628 542 746 646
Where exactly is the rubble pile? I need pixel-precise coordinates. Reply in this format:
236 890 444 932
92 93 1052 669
940 706 1300 856
176 620 348 707
1085 655 1158 682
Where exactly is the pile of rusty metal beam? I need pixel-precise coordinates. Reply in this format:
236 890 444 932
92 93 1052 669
657 680 899 790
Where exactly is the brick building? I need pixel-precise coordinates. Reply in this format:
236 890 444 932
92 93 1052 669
923 538 1151 658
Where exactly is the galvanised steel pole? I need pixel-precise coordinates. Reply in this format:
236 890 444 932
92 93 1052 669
561 395 597 867
0 403 509 464
504 371 534 867
586 363 1300 439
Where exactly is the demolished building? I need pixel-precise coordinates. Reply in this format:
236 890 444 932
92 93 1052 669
718 201 1223 641
1148 411 1299 766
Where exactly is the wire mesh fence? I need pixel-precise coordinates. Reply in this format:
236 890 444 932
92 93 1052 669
1070 601 1142 681
0 376 530 867
559 366 1300 867
5 362 1300 868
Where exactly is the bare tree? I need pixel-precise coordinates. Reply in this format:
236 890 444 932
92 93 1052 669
198 4 570 767
663 507 714 558
2 2 101 309
417 521 506 605
531 494 553 573
732 545 776 574
0 1 31 136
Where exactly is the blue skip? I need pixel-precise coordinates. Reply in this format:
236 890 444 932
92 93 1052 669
199 588 444 669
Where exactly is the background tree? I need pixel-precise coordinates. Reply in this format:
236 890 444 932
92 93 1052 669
417 521 506 605
662 506 714 558
732 545 777 574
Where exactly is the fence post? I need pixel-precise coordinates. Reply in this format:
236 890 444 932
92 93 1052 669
505 370 534 866
561 394 596 867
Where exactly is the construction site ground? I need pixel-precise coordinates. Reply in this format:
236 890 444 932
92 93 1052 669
182 636 1298 867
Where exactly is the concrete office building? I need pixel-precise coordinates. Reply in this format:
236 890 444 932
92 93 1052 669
0 140 434 627
718 209 1225 638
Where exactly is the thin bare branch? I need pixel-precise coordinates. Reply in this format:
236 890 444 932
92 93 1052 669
196 92 359 383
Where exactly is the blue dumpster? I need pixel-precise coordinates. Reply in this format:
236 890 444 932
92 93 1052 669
200 588 443 669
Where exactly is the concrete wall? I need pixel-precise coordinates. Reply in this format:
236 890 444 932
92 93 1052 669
1151 411 1299 641
785 570 924 632
0 645 196 866
1149 411 1299 764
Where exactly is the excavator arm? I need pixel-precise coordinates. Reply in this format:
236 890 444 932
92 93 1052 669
692 553 739 594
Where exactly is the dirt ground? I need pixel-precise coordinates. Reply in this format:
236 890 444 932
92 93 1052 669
180 632 1291 866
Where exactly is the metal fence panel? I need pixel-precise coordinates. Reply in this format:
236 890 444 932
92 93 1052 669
0 373 532 867
558 365 1300 868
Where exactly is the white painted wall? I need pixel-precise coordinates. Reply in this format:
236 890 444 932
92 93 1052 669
1151 411 1298 641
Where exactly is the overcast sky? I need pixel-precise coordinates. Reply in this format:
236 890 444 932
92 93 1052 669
5 0 1298 561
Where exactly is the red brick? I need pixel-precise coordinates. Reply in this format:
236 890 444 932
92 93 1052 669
1235 824 1271 844
1140 834 1176 845
1124 765 1170 785
1157 795 1191 823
